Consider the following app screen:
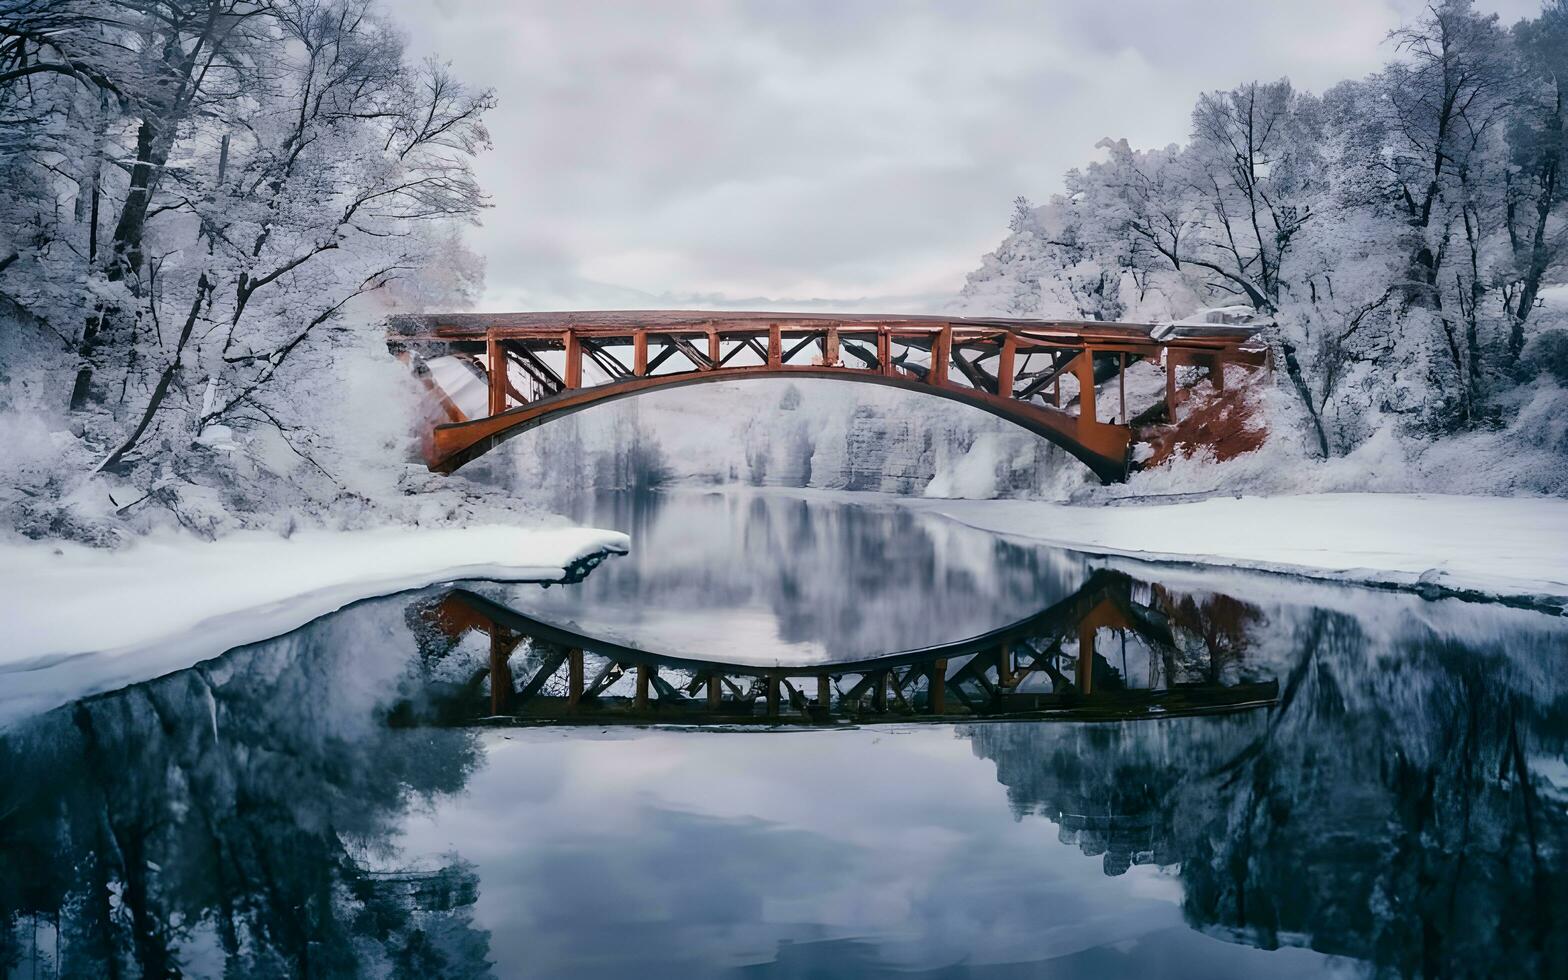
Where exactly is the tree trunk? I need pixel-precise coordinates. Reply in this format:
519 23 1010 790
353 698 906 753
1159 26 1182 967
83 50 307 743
1277 337 1330 458
71 114 178 411
1460 203 1485 420
97 274 210 473
1509 156 1559 365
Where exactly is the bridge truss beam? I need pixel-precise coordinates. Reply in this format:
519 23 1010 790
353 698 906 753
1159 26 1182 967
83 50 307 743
388 311 1268 483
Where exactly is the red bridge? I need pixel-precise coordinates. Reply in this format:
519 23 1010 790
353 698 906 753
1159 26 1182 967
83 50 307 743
386 310 1267 483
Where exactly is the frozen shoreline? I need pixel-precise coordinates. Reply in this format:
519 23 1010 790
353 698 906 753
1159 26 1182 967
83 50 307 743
0 524 629 726
897 492 1568 612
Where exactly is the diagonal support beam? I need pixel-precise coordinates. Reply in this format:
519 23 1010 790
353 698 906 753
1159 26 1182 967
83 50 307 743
668 335 715 370
950 346 998 393
508 344 565 397
1016 349 1081 401
839 339 879 370
742 336 770 362
781 331 822 364
581 660 625 701
645 342 679 374
580 338 633 380
514 648 570 707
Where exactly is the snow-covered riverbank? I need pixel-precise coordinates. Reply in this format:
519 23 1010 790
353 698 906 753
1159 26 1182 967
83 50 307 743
0 524 629 726
902 493 1568 612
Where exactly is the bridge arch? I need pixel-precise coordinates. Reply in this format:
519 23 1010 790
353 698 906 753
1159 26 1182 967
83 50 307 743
428 366 1131 482
388 310 1267 485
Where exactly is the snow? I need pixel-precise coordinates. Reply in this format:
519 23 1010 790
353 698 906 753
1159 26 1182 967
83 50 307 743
0 524 630 727
1162 305 1259 327
901 493 1568 610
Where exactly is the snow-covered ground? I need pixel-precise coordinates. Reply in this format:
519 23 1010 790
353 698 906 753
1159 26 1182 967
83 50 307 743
903 493 1568 611
0 524 629 727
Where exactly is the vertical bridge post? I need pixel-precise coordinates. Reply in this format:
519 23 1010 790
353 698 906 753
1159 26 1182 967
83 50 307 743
1075 347 1097 434
929 659 946 715
997 332 1017 398
564 330 582 389
929 324 951 386
486 333 506 417
567 648 583 709
1119 352 1127 424
489 626 513 714
633 329 648 376
634 664 650 711
1077 622 1095 696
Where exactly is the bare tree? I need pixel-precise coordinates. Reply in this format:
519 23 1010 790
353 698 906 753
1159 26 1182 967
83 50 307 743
1188 79 1320 311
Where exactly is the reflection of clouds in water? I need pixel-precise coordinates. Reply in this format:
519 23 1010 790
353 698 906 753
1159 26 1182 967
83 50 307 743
389 728 1335 977
502 490 1090 662
500 603 834 666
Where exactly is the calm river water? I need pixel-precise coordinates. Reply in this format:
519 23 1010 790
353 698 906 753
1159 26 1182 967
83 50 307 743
2 489 1566 978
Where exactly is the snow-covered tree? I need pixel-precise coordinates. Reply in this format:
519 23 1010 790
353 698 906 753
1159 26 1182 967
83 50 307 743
1 0 494 525
959 0 1568 464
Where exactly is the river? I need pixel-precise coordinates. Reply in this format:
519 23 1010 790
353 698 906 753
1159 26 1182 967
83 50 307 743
2 489 1565 978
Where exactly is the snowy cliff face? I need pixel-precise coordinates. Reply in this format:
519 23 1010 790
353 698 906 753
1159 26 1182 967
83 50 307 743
504 379 1096 499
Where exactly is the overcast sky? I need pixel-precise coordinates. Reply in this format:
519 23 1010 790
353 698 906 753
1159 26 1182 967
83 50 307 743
384 0 1539 313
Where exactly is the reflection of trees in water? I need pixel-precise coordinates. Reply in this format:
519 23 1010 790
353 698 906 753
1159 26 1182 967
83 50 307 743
965 608 1568 976
511 490 1089 660
0 600 493 979
1154 587 1267 685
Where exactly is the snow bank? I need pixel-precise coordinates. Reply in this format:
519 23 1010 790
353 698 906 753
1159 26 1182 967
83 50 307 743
0 524 629 726
904 493 1568 610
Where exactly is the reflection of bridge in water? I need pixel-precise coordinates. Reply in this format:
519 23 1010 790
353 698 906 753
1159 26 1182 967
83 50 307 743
402 569 1278 727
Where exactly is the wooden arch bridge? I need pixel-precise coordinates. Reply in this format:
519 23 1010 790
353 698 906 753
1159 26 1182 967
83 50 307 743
387 310 1268 483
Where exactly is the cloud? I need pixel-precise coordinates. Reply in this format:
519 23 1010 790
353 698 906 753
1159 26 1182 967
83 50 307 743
382 0 1525 312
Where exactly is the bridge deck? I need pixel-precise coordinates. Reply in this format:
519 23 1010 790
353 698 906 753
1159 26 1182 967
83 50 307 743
387 309 1260 346
387 310 1268 482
